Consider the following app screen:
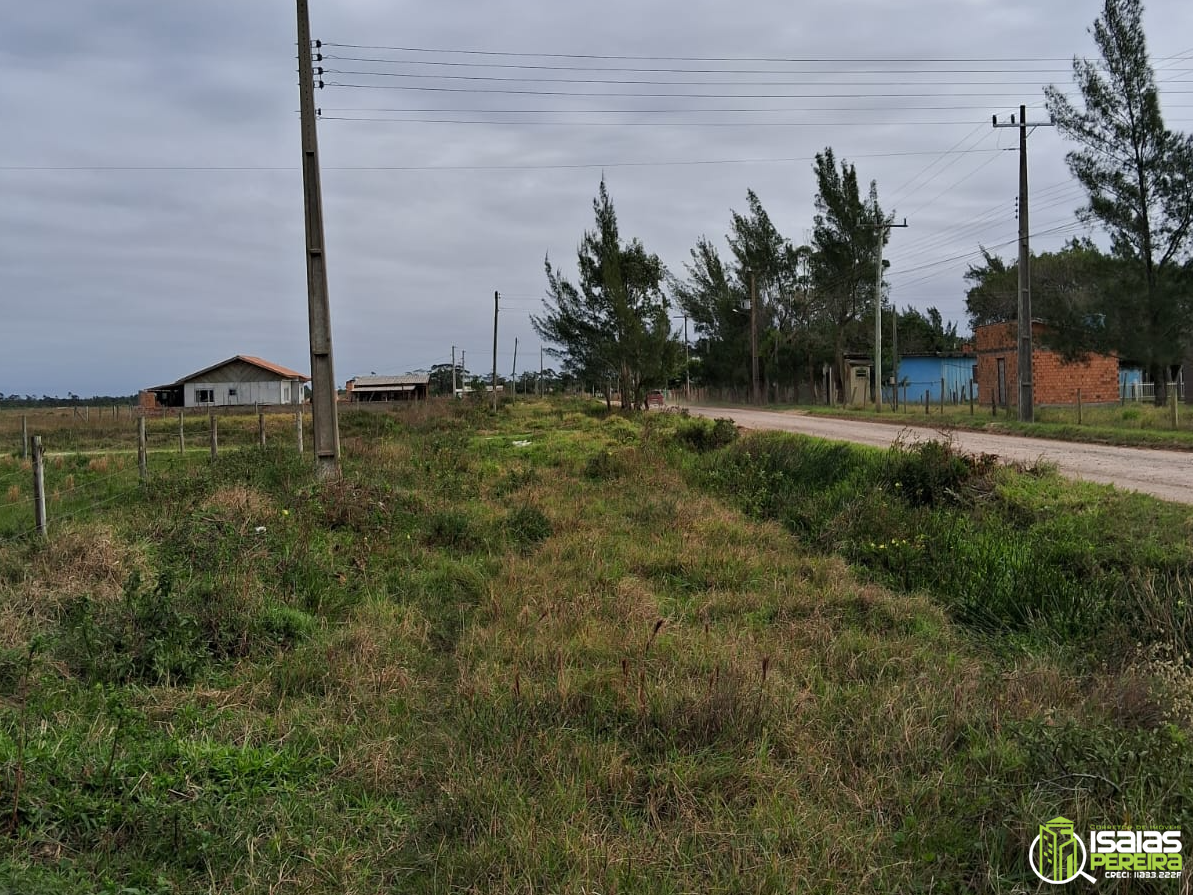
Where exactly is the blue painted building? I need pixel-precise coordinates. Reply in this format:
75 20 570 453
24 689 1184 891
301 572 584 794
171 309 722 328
887 354 977 405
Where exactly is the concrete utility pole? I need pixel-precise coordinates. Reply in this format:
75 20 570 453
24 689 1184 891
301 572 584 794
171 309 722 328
683 314 691 402
511 336 518 399
750 272 760 404
297 0 340 479
874 216 908 412
994 104 1054 423
451 345 457 397
492 291 500 412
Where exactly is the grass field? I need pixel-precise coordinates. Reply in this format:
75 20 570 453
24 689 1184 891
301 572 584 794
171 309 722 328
1 400 1190 892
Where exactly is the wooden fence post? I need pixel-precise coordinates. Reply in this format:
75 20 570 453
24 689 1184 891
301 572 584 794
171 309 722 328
991 397 997 417
940 378 945 413
969 385 975 416
924 391 929 415
258 412 266 449
1172 389 1179 429
179 410 185 453
296 408 304 454
1077 389 1083 426
209 412 218 461
32 435 46 538
21 415 28 460
138 417 148 483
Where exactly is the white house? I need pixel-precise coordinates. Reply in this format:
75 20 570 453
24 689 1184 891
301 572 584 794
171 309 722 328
144 356 309 408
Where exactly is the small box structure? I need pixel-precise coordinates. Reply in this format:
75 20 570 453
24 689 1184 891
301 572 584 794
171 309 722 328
345 374 430 402
142 356 308 409
974 322 1119 407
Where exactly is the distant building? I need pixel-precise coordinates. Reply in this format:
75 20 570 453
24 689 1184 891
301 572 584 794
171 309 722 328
893 353 976 405
974 322 1118 408
345 374 430 402
142 356 308 409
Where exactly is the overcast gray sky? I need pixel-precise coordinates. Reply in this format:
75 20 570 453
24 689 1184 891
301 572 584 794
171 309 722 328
3 0 1191 397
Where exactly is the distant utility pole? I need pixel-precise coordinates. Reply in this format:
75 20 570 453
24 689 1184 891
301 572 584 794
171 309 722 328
874 215 908 412
451 345 457 396
492 291 500 412
749 272 760 404
683 314 691 402
511 337 519 399
539 346 544 397
891 305 899 410
994 104 1054 423
297 0 340 479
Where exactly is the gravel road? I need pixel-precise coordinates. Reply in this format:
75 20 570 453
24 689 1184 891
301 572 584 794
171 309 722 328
687 405 1193 505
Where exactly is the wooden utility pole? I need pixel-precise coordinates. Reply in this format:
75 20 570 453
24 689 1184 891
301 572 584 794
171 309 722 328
451 345 457 397
749 272 760 404
492 291 500 412
511 336 518 399
137 417 148 483
891 306 899 410
994 105 1054 423
32 436 46 538
683 314 691 403
539 346 544 397
874 216 908 412
297 0 340 479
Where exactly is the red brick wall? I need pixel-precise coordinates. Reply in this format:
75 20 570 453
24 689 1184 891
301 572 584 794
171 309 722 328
974 322 1119 407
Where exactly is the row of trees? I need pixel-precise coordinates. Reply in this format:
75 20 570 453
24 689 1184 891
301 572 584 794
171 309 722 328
534 0 1193 406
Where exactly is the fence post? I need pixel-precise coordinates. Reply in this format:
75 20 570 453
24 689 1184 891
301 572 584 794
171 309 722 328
969 385 975 416
940 378 945 413
178 410 185 453
21 415 28 460
991 397 997 417
209 412 218 461
924 391 929 415
137 416 148 483
258 412 266 449
32 435 46 538
1077 389 1083 426
1172 389 1179 429
296 408 304 454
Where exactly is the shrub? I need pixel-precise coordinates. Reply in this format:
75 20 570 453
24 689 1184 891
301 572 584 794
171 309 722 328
584 448 631 480
675 417 739 452
507 504 552 550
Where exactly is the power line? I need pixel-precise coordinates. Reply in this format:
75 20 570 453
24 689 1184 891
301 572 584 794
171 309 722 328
0 147 1025 173
319 115 1005 127
320 43 1101 64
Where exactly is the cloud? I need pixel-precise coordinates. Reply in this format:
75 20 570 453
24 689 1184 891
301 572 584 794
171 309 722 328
2 0 1191 395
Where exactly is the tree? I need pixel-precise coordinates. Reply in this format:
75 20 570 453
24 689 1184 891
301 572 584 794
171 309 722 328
896 307 962 355
533 180 679 410
1044 0 1193 402
964 239 1110 343
810 148 887 393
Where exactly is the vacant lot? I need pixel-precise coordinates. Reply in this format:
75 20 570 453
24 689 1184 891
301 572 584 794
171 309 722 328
1 400 1190 893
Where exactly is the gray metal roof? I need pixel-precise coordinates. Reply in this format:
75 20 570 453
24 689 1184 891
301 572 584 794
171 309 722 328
351 374 430 387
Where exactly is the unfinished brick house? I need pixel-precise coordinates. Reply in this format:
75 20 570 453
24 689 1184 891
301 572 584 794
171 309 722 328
974 321 1119 408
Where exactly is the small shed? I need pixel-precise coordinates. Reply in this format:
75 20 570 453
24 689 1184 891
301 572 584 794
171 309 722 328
346 374 430 402
894 353 976 405
143 355 308 409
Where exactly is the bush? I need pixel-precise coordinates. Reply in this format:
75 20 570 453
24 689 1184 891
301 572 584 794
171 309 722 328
584 448 632 480
675 417 739 452
507 504 553 550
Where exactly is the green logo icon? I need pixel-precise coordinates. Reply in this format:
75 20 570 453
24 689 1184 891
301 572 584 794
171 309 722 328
1030 817 1097 884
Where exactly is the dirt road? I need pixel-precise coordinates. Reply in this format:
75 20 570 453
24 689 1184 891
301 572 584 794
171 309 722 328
688 405 1193 505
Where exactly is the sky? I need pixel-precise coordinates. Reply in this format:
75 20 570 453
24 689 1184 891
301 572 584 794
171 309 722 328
3 0 1192 397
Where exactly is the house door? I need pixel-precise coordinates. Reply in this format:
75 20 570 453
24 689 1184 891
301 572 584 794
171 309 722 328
996 357 1007 406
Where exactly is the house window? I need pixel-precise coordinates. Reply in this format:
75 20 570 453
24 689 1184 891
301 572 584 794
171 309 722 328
195 388 214 404
228 388 237 398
